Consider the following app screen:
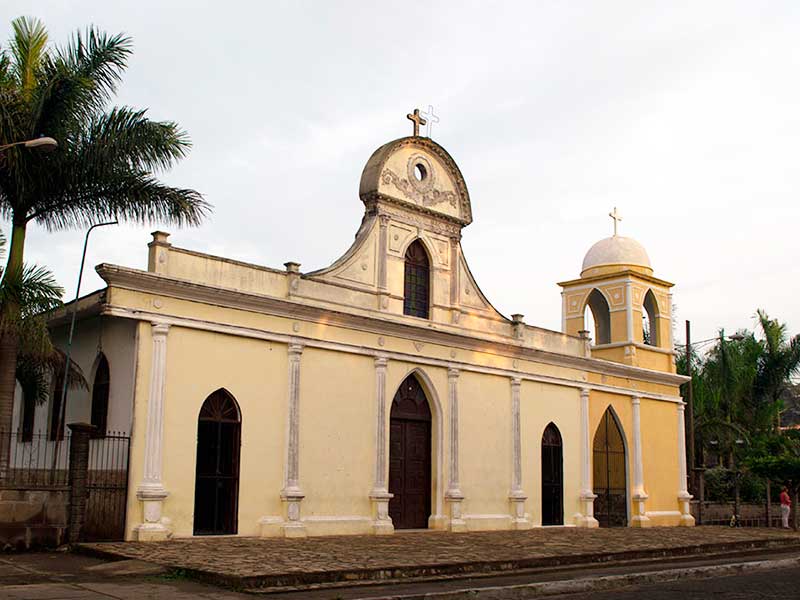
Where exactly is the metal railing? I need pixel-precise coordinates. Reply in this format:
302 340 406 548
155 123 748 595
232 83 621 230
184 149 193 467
0 430 71 487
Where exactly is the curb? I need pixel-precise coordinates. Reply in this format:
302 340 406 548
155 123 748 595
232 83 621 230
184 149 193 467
367 556 800 599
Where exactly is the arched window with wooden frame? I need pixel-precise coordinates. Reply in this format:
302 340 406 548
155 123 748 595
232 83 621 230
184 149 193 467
403 239 430 319
90 354 110 438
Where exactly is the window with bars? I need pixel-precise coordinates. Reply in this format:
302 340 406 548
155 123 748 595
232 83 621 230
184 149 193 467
403 240 430 319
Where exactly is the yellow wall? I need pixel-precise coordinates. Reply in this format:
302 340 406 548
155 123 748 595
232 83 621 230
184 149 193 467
520 382 581 526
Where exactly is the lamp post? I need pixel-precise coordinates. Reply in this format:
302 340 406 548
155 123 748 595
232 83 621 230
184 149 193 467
54 221 118 444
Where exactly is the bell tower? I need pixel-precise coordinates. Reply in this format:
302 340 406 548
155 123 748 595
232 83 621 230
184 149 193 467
558 211 676 373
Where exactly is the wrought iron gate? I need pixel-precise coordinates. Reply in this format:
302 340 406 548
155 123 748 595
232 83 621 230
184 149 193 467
83 432 130 542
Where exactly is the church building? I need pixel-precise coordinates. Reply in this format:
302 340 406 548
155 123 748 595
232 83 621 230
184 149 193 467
15 113 693 540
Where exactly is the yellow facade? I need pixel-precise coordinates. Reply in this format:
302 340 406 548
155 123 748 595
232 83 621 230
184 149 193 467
39 132 693 541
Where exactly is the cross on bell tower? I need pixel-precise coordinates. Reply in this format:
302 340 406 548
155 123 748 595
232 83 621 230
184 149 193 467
406 108 427 137
608 207 622 236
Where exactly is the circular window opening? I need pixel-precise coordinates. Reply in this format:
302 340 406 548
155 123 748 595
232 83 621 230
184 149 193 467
414 163 427 182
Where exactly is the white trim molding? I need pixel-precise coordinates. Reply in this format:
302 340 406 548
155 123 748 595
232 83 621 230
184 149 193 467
370 355 394 534
445 367 466 532
630 395 651 527
135 322 171 541
508 377 531 529
676 401 695 526
575 387 598 528
280 340 306 538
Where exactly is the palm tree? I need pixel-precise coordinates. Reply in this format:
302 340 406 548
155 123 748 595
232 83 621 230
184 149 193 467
0 17 207 431
754 309 800 429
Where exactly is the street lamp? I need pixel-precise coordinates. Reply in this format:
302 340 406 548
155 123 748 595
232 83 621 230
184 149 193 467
54 221 118 444
0 136 58 152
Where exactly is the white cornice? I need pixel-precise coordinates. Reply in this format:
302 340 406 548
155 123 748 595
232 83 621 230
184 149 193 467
101 304 684 403
95 265 688 389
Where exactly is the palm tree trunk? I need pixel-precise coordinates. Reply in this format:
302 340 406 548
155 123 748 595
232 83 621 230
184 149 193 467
0 220 27 449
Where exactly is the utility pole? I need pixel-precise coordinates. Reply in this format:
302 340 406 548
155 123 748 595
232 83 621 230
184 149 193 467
685 320 694 492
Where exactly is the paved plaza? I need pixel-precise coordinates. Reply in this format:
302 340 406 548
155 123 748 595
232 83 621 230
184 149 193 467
79 527 800 591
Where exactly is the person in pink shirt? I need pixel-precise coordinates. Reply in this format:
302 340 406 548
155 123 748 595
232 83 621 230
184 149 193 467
780 486 791 529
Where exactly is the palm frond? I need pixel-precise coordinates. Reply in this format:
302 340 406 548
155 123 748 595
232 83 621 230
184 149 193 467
9 17 48 98
16 346 87 407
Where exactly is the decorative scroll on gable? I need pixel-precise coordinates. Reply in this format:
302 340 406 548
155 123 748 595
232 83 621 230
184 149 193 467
359 137 472 225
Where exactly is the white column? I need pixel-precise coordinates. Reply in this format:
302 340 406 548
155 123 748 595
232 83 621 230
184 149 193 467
370 356 393 534
135 322 171 541
281 340 306 537
377 215 390 310
630 395 651 527
508 377 531 529
445 367 466 531
677 401 695 526
576 387 598 527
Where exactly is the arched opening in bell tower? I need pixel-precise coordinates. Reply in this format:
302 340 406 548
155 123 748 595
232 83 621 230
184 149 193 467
584 289 611 345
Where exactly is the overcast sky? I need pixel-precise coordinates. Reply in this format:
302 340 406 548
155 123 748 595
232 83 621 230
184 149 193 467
3 1 799 347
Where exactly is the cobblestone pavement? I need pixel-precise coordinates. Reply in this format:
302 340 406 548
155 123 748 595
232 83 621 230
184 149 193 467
80 527 800 581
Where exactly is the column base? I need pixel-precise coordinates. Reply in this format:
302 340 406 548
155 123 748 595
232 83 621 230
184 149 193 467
446 490 467 533
135 522 171 541
631 493 651 527
574 513 600 528
678 492 695 526
428 514 449 530
281 522 308 538
509 491 532 530
575 492 599 528
370 490 395 535
281 488 306 538
135 485 170 541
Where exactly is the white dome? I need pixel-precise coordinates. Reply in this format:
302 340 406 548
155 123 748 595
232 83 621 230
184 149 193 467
581 235 651 274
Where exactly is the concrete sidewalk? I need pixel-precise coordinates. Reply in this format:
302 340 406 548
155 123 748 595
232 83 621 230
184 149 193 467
77 527 800 593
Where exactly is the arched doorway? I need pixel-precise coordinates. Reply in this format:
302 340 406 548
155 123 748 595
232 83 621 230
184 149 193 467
193 389 241 535
541 423 563 526
389 375 432 529
593 407 628 527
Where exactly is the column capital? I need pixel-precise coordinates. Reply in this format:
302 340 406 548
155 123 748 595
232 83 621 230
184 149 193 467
511 376 522 388
448 366 460 380
631 395 641 405
580 387 590 400
379 214 391 227
151 322 170 337
677 401 686 413
374 355 388 369
288 340 305 356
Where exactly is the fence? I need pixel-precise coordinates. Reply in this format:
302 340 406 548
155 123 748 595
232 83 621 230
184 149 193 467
0 425 130 548
0 431 72 487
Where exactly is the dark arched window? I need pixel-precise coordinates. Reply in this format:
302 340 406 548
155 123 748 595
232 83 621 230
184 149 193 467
403 240 430 319
585 289 611 345
90 354 110 437
541 423 564 525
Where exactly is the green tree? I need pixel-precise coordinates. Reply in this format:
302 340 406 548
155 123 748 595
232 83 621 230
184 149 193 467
745 431 800 530
0 17 207 432
0 230 85 474
753 309 800 429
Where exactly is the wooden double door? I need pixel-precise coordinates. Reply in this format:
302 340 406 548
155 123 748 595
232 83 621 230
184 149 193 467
389 376 432 529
